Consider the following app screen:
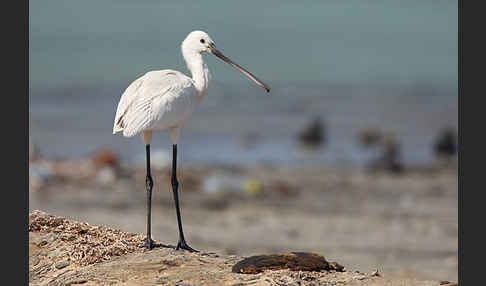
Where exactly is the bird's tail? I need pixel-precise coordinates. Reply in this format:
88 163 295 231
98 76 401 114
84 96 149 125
113 115 124 134
112 121 123 134
112 127 123 135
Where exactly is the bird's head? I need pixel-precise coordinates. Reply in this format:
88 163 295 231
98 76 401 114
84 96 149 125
182 30 215 54
181 30 270 93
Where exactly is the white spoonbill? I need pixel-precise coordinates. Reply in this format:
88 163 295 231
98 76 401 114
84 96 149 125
113 30 270 251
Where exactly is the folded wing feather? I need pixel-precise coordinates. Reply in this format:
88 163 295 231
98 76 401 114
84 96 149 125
112 70 195 137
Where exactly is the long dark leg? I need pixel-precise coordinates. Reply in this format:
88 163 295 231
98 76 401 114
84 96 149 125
140 144 156 250
171 144 198 252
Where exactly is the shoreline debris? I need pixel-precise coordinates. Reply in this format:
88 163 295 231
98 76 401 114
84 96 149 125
232 252 345 274
298 117 326 148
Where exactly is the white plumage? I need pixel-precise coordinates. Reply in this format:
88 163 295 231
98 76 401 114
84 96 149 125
113 70 197 140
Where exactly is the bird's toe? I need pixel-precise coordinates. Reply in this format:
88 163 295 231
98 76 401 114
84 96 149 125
176 241 199 253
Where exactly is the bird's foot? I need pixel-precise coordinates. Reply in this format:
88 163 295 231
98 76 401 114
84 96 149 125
176 240 199 252
138 238 163 250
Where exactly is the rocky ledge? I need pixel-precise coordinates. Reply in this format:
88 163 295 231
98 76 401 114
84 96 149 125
29 210 454 286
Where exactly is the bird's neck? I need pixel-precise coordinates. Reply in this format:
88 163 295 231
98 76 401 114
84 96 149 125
183 51 210 103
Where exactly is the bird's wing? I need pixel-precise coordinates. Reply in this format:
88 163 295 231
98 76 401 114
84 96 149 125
113 75 145 134
113 70 194 137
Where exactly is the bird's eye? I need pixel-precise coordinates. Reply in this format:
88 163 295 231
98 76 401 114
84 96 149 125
200 39 205 44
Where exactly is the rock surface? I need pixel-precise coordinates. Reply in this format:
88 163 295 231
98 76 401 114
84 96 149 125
29 210 450 285
232 252 344 274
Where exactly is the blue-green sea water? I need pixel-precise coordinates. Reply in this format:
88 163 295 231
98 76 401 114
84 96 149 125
29 1 457 166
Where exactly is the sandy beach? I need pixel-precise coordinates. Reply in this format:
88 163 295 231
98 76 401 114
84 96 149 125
29 152 458 283
30 210 458 285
